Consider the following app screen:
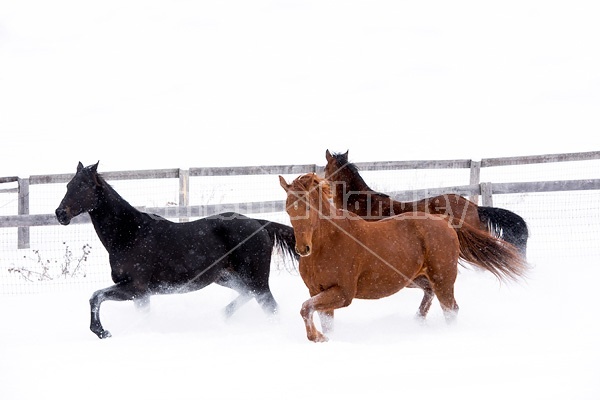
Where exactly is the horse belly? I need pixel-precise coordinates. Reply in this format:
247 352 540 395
352 228 424 299
147 234 230 292
354 270 412 300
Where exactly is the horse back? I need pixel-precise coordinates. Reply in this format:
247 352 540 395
411 194 481 228
391 212 461 250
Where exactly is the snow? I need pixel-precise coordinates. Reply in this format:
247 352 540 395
1 1 600 399
1 247 599 399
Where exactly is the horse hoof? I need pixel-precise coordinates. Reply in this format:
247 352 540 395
414 313 428 324
222 306 235 319
96 330 112 339
308 333 329 343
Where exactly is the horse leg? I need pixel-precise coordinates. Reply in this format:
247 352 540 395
134 295 151 312
89 282 142 339
411 276 435 319
255 291 279 316
223 294 253 318
217 268 279 317
318 310 334 334
440 296 459 324
215 269 252 317
301 286 349 342
429 279 459 324
426 256 459 324
418 287 435 319
223 290 278 318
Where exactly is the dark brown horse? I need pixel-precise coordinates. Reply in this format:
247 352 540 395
279 173 527 342
324 150 529 255
56 162 298 339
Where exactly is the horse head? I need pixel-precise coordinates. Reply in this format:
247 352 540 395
324 149 349 182
55 161 102 225
279 173 332 257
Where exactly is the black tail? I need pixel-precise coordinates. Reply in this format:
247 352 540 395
259 220 299 270
478 206 529 257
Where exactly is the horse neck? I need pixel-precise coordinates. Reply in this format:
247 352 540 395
331 168 386 214
339 167 373 192
88 183 146 249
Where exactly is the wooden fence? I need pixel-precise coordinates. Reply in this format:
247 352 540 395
1 150 599 250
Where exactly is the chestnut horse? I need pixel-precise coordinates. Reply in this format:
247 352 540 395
324 150 529 317
279 173 527 342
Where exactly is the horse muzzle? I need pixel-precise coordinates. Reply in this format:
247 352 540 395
295 244 312 257
55 207 72 225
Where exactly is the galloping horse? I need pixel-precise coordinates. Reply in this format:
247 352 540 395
324 150 529 256
279 173 527 342
56 162 298 339
324 150 529 316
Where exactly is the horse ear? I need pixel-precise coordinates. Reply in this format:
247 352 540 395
325 149 333 162
342 150 349 159
77 162 84 172
91 161 99 173
90 162 102 187
278 175 290 192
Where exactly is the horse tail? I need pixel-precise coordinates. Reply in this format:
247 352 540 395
258 220 299 263
451 220 529 283
478 206 529 258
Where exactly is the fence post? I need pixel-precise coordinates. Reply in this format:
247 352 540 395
17 178 30 249
469 160 481 204
480 182 493 207
179 169 189 222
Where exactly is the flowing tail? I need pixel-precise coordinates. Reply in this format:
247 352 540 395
258 220 299 270
478 206 529 258
452 220 529 282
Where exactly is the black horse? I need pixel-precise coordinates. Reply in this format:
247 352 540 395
56 162 297 339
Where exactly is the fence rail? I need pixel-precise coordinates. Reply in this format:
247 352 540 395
389 178 600 201
1 151 599 249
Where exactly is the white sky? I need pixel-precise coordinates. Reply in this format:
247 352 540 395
1 0 599 177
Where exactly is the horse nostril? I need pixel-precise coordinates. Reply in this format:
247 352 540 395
55 208 70 225
295 245 311 257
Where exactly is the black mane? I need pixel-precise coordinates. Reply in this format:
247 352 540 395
331 152 390 199
331 152 361 178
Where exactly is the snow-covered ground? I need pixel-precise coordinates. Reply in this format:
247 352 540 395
1 249 598 400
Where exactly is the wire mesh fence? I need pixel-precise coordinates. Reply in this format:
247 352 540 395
1 154 598 294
